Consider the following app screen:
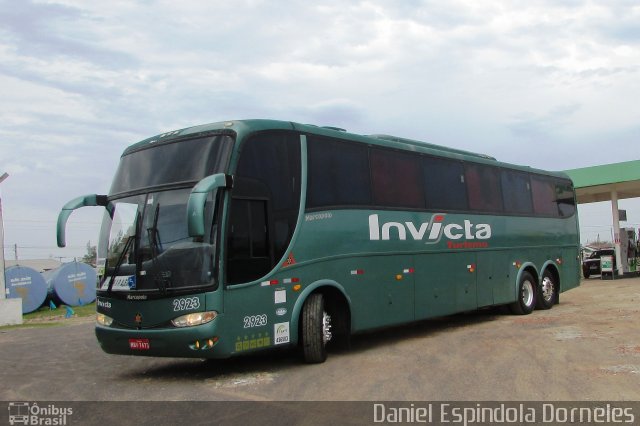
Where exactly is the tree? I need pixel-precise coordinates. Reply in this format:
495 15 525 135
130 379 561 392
82 241 97 267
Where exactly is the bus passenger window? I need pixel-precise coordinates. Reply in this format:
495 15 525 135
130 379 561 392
531 176 557 216
423 157 468 211
465 164 503 213
501 170 533 214
307 137 371 208
370 148 424 209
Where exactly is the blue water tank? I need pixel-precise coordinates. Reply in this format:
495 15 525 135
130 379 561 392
4 265 48 313
43 261 97 306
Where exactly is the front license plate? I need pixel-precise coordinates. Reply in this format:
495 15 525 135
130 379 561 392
129 338 150 350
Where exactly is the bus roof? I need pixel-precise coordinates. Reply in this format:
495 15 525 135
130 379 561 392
123 119 569 180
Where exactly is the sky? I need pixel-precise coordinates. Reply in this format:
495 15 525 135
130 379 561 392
1 0 640 261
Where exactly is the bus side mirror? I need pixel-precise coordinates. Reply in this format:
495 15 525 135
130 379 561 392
57 194 113 248
187 173 233 238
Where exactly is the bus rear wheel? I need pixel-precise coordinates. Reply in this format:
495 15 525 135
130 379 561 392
510 271 536 315
536 270 557 310
301 293 332 363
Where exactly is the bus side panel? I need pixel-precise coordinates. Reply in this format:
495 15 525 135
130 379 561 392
345 255 415 331
476 251 513 307
414 252 476 319
222 285 282 356
561 246 581 292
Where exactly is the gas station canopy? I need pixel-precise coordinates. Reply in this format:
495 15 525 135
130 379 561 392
565 159 640 276
565 159 640 204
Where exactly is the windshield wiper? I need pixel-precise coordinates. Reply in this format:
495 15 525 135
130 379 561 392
147 203 162 258
144 203 173 293
105 235 134 293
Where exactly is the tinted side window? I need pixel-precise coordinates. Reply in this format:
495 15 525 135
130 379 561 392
227 199 270 284
227 132 300 284
522 175 577 218
465 164 503 212
370 148 425 209
307 137 371 208
531 176 557 216
556 180 576 217
423 157 468 211
501 170 533 214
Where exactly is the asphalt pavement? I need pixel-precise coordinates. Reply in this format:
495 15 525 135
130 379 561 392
1 277 639 402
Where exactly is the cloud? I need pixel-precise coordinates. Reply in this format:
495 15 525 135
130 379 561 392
508 104 582 140
0 0 134 67
1 0 640 257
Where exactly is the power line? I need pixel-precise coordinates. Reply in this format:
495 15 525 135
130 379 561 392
3 245 89 249
4 219 101 225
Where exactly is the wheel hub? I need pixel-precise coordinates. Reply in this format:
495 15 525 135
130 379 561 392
322 312 332 344
541 276 554 302
521 280 534 306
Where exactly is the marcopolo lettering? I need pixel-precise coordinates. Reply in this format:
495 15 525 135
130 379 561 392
368 214 491 244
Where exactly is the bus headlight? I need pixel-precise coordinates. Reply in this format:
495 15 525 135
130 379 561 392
171 311 217 328
96 313 113 326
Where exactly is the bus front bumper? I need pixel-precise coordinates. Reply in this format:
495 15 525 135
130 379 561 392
95 322 231 359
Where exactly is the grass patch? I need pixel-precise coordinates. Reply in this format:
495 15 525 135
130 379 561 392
0 302 95 330
24 302 96 321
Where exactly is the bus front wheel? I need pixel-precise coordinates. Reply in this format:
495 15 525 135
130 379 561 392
301 293 332 363
510 271 537 315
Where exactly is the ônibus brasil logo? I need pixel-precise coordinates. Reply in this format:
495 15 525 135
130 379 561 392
368 214 492 249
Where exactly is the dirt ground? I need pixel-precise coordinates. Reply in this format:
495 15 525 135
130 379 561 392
1 277 639 402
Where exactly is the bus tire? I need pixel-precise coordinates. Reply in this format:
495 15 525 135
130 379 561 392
301 293 331 363
509 271 536 315
536 270 557 310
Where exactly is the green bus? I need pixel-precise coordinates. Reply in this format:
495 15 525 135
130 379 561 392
57 119 580 363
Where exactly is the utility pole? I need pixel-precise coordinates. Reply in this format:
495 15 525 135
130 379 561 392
0 172 23 325
0 172 8 298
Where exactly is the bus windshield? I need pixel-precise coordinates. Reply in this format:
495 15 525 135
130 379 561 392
97 187 219 293
96 134 232 294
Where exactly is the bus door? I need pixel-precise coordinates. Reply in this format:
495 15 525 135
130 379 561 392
414 252 477 319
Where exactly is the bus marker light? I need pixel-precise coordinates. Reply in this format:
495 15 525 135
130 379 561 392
261 280 279 286
293 284 302 292
556 258 563 265
283 278 299 284
467 264 476 273
403 268 415 274
395 274 403 281
350 269 364 275
513 261 522 269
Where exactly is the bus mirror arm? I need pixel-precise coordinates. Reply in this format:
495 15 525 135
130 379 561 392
187 173 234 238
57 194 113 248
